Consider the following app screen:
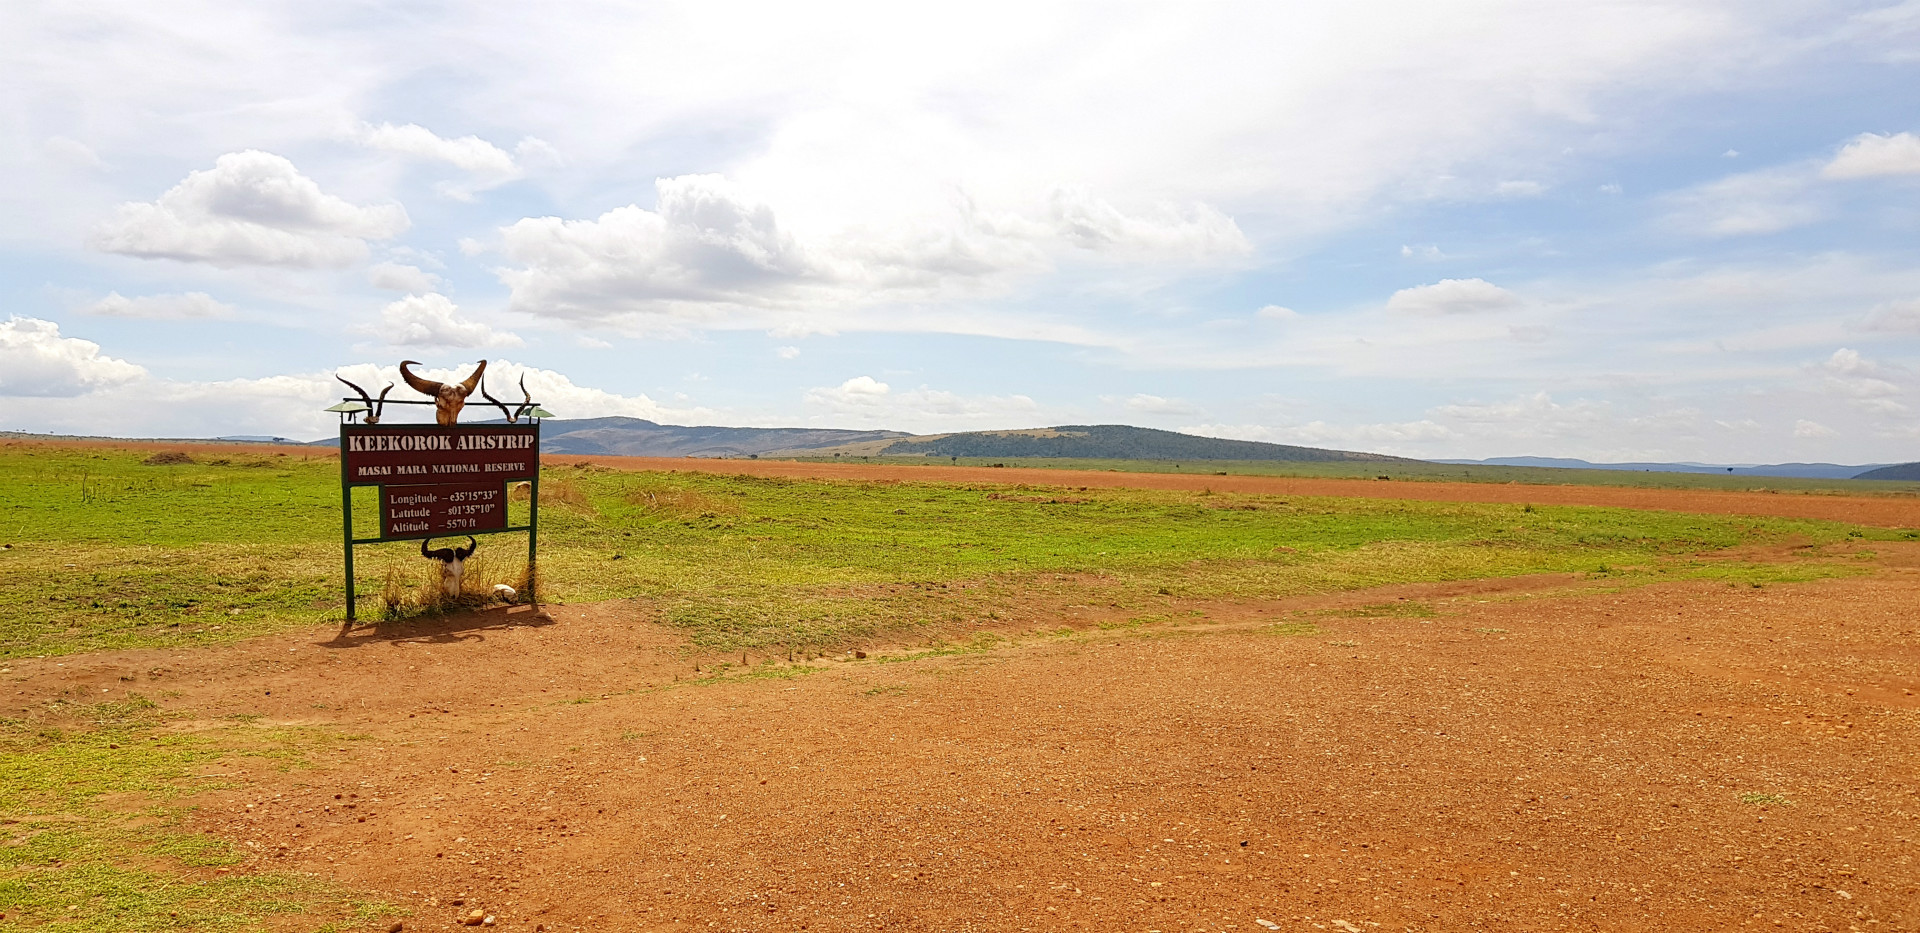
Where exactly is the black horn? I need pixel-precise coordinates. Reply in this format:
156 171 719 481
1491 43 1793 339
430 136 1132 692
479 375 518 424
453 536 477 560
336 375 394 424
421 538 457 563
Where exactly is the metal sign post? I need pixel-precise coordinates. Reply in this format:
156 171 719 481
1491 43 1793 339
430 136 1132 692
332 400 549 622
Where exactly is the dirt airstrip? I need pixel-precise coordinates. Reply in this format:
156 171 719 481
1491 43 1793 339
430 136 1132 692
558 457 1920 530
7 459 1920 932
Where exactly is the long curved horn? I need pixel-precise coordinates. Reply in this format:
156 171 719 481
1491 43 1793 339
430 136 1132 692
455 360 487 399
479 375 518 423
421 538 455 562
454 536 477 560
399 360 444 398
336 375 384 424
336 375 374 404
515 374 533 420
371 383 393 423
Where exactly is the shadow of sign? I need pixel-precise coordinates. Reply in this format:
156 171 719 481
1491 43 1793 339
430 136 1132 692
319 604 556 649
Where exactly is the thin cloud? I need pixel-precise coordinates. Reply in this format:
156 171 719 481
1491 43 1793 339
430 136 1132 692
83 291 234 319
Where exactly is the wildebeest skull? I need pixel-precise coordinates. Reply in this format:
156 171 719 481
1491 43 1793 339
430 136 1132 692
421 536 477 599
400 360 487 426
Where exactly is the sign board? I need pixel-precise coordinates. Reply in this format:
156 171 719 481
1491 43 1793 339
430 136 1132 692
337 420 542 621
342 424 538 486
381 482 508 538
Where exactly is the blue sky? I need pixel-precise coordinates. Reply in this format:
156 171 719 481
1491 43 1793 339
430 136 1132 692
4 1 1920 463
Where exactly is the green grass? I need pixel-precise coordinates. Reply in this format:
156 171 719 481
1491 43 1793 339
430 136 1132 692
0 696 398 931
782 453 1920 495
0 445 1907 658
0 441 1900 927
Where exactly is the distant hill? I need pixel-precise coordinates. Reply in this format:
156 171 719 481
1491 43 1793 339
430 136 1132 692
214 434 302 444
792 425 1412 463
1436 456 1890 480
534 417 908 458
308 416 906 456
1854 462 1920 481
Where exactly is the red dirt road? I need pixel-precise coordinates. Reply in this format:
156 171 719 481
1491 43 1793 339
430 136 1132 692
15 554 1920 932
560 456 1920 529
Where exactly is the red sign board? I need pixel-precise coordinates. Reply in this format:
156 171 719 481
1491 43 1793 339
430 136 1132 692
342 424 539 486
380 482 508 538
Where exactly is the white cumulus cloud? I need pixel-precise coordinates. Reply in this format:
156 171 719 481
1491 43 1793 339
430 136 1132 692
1046 187 1250 260
89 150 408 268
369 261 443 293
392 359 712 424
805 375 891 408
1822 131 1920 179
0 316 146 397
352 122 556 198
11 359 714 440
1793 419 1837 438
498 174 819 325
1123 393 1203 417
371 293 522 349
802 375 1039 431
1816 347 1904 413
1386 278 1521 315
82 291 234 319
491 173 1248 332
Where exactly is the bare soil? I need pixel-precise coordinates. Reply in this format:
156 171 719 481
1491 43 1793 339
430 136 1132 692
10 547 1919 932
562 457 1920 529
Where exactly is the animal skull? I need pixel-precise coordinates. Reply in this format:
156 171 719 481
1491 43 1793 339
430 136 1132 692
421 536 477 599
399 360 487 426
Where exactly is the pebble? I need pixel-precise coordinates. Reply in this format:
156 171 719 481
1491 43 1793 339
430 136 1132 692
463 907 486 925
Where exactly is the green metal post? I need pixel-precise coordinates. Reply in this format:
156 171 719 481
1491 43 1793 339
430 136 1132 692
339 422 356 622
527 420 540 606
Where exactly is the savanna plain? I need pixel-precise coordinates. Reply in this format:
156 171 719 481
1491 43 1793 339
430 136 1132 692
0 440 1916 932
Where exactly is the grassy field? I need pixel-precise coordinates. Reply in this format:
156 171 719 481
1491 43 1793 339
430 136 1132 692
1 443 1907 659
0 439 1912 930
778 452 1920 495
0 696 395 932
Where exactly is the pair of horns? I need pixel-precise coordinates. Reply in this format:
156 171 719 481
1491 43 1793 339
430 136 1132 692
335 376 393 424
399 360 485 399
421 536 477 562
400 360 485 426
481 373 535 423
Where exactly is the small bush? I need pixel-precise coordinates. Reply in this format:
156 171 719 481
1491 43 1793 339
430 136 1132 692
377 550 522 621
540 478 593 510
141 451 194 466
